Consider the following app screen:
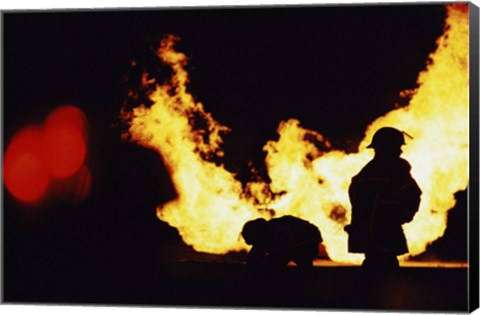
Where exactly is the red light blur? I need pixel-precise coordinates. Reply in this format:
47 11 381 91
4 105 91 205
4 126 51 203
41 105 87 178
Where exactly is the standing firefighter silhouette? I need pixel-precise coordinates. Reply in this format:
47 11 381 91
345 127 422 270
241 215 322 268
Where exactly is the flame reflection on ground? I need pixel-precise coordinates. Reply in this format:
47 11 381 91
312 259 468 268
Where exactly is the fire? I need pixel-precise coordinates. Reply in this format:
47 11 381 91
123 4 469 263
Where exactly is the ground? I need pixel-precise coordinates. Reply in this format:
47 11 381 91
4 255 470 312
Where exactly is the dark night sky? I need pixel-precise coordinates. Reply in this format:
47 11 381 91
2 3 471 306
3 4 449 185
4 4 446 142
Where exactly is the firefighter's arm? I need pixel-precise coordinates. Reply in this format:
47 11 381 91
398 180 422 223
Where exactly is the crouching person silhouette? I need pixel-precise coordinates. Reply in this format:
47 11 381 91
241 215 322 268
345 127 422 271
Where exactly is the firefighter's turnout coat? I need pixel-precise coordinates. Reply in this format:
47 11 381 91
346 157 422 255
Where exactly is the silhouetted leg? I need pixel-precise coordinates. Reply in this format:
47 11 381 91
247 246 268 267
296 258 314 268
294 246 315 269
267 251 290 268
363 251 399 271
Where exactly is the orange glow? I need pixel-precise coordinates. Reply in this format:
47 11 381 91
124 4 469 263
41 105 87 178
4 126 51 203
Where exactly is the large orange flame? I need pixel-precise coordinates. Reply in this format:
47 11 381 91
123 4 469 263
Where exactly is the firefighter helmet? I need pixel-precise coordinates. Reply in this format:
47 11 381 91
241 218 267 245
367 127 405 149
